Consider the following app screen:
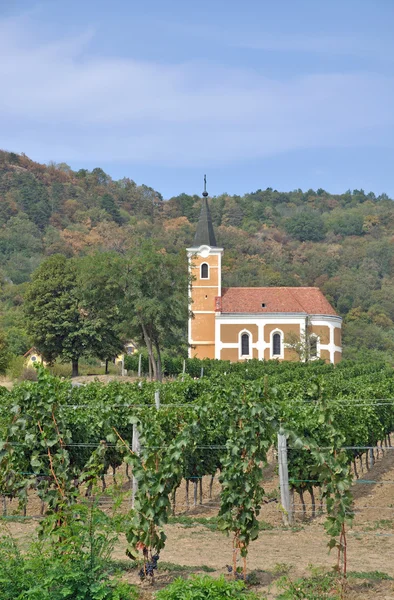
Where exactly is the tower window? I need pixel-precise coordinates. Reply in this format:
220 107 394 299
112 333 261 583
272 333 281 356
201 263 209 279
261 303 266 308
241 333 250 356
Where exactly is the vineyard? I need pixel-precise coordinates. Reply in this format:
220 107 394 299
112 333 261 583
1 360 394 598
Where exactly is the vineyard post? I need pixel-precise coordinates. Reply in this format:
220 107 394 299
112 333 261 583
138 353 142 378
200 367 204 378
183 359 186 374
155 390 160 410
131 423 140 509
278 433 293 525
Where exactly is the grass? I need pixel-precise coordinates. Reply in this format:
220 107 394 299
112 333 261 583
169 515 274 532
107 558 215 574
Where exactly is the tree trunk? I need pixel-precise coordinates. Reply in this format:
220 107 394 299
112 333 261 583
72 359 79 378
141 323 158 381
199 478 203 505
154 340 163 383
105 359 109 375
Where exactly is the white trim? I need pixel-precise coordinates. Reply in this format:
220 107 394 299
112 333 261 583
239 329 253 360
192 285 219 288
270 329 284 359
190 340 215 345
218 250 222 297
193 310 215 314
215 318 221 359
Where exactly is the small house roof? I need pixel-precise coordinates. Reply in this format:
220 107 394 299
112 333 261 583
23 346 41 358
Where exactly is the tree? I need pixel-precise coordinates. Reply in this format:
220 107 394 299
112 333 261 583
24 255 80 374
284 319 328 362
0 331 10 374
284 210 325 241
76 253 125 372
24 254 128 377
122 241 189 381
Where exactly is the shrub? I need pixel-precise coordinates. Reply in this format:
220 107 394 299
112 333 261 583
6 355 25 380
0 510 139 600
156 575 262 599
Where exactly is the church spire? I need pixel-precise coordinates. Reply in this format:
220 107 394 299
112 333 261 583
193 175 217 247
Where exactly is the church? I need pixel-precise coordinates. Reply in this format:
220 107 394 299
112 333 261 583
187 187 342 364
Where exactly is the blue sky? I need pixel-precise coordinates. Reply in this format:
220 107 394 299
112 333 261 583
1 0 394 198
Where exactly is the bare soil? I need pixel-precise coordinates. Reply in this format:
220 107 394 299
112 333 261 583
2 448 394 598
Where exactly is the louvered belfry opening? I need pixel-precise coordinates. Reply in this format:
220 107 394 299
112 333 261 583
241 333 250 356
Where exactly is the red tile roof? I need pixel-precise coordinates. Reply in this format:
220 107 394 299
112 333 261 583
220 287 338 316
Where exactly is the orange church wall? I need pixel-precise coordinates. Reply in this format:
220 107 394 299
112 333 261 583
220 324 258 344
310 325 330 344
334 351 342 364
264 323 300 343
191 288 217 310
191 270 219 287
334 328 342 347
320 349 330 362
191 344 215 359
220 348 239 361
190 313 215 342
284 347 300 361
253 348 258 359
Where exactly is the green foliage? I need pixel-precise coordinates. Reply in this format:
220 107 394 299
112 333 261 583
24 254 124 375
277 571 340 599
0 510 138 600
121 240 190 381
0 331 10 374
5 355 25 380
218 381 276 565
284 210 325 241
155 575 262 600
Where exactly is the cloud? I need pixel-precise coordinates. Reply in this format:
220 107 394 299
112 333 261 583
0 13 393 167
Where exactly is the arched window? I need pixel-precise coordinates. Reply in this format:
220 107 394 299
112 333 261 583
241 333 250 356
272 333 281 356
201 263 209 279
309 336 318 358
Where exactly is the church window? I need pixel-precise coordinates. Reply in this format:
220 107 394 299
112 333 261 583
201 263 209 279
241 333 250 356
272 332 281 356
310 336 318 358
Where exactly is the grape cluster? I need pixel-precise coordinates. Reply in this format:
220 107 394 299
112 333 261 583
225 565 249 581
138 554 160 580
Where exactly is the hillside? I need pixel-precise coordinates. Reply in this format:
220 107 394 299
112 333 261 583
1 149 394 360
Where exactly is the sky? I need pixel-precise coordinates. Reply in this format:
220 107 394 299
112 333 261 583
1 0 394 198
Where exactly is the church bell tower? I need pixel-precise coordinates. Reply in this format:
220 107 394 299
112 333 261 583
186 177 223 358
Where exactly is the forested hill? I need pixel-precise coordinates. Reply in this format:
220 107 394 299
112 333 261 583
1 149 394 361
